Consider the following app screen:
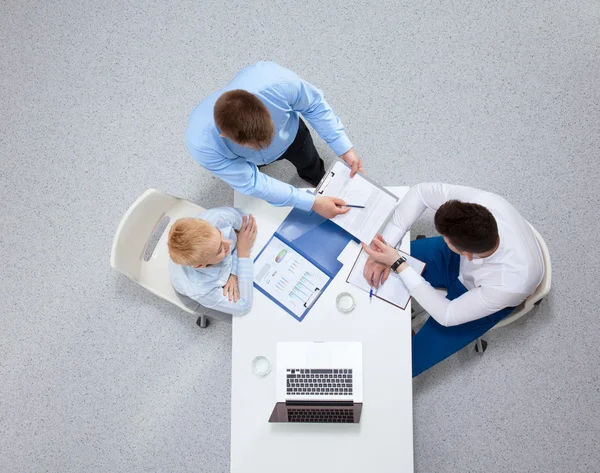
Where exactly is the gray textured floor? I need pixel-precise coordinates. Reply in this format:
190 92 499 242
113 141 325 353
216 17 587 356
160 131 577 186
1 1 599 472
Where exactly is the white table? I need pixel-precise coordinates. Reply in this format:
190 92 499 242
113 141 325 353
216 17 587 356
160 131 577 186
231 187 413 473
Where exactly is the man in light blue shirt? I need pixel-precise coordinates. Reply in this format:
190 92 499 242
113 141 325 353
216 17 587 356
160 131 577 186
186 61 363 219
168 207 257 318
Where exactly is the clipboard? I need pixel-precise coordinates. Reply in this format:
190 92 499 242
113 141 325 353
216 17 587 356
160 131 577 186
314 160 400 243
345 248 427 310
253 235 333 321
315 160 398 200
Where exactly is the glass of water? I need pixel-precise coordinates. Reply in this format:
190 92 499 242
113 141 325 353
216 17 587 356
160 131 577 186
251 356 271 377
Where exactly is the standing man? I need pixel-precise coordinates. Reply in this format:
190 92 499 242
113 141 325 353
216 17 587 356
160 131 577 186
185 62 363 218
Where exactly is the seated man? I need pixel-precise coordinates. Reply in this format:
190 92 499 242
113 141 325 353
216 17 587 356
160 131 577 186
168 207 257 318
362 183 544 377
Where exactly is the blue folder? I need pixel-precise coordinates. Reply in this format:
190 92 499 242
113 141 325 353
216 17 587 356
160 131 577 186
253 208 358 322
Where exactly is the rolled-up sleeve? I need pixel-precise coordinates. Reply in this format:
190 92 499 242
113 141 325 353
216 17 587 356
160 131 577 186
276 76 352 156
187 143 315 212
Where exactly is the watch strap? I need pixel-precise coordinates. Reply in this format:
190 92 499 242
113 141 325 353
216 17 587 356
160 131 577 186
390 256 407 272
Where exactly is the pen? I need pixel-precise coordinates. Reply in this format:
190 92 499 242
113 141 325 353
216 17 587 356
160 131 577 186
342 204 366 209
369 280 378 303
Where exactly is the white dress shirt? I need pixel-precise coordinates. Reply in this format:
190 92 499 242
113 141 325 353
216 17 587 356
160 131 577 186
384 183 544 327
169 207 254 316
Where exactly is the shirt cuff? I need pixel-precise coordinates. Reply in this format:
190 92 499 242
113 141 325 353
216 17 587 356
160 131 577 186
381 222 405 247
330 135 353 157
398 266 427 292
295 189 316 212
236 258 253 280
231 254 239 276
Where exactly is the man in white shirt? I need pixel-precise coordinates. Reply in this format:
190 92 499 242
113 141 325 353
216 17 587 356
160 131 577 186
362 183 544 377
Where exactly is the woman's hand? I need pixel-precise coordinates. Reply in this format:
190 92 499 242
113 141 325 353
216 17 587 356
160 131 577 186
237 215 258 258
223 274 240 302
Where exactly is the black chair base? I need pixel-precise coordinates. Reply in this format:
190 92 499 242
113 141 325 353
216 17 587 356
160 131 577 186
475 338 488 353
196 315 209 328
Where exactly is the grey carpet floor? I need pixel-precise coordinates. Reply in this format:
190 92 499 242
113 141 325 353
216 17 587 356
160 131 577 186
1 1 599 472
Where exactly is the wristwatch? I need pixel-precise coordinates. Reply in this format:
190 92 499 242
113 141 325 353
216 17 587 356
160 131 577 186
390 255 407 273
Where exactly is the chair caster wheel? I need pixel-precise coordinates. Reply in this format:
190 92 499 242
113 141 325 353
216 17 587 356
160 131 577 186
196 315 209 328
475 339 488 353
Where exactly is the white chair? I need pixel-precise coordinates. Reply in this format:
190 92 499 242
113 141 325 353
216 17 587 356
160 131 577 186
414 222 552 353
110 188 228 328
472 223 552 351
493 224 552 328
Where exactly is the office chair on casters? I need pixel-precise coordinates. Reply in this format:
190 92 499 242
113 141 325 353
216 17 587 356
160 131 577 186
415 222 552 354
110 188 228 328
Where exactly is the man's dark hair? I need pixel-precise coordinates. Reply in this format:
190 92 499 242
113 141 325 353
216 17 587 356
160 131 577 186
434 200 499 253
214 90 274 149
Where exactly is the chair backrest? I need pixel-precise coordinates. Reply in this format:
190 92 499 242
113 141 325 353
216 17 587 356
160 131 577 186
494 222 552 328
110 189 207 314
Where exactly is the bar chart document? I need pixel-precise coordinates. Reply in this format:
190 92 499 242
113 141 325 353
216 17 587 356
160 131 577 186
315 161 399 243
254 238 330 318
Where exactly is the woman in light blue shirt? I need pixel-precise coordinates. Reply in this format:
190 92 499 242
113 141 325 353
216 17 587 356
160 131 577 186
168 207 257 317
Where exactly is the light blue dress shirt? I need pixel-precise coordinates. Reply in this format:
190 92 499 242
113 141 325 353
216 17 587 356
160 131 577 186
185 61 353 212
168 207 254 316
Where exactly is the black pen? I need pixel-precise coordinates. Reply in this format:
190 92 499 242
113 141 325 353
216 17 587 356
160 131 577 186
342 204 366 209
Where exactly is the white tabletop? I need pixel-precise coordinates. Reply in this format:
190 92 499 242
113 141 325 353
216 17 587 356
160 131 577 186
231 187 413 473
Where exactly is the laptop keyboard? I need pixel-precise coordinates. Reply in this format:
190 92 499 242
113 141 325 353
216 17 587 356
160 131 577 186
287 407 355 423
286 369 353 396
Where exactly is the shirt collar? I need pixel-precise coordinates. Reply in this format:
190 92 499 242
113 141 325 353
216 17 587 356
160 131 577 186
471 238 504 265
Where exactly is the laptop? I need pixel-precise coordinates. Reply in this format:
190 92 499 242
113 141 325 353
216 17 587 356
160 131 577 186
268 342 363 423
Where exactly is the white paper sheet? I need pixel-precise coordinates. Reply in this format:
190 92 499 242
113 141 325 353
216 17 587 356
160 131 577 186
254 237 330 317
317 161 399 243
346 249 426 310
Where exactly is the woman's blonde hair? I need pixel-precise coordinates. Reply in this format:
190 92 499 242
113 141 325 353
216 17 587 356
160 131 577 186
168 218 215 266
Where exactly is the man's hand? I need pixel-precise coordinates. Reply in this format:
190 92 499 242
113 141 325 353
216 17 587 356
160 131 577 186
312 196 350 219
361 235 397 288
237 214 258 257
363 258 391 290
362 235 400 266
340 148 364 178
223 274 240 302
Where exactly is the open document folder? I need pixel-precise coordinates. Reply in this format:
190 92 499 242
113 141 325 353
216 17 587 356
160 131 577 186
315 161 399 243
253 208 356 322
254 238 331 320
346 249 426 310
